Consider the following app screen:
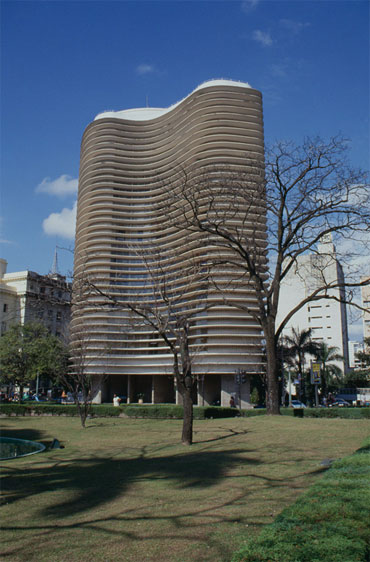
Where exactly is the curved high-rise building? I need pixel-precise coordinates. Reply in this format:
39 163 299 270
72 79 266 406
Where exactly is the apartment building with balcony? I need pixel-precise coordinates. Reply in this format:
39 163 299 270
71 80 267 406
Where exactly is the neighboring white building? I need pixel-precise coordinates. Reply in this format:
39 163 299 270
361 277 370 346
0 258 71 339
348 341 364 369
276 234 349 373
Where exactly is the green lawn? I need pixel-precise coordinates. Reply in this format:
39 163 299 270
1 416 369 562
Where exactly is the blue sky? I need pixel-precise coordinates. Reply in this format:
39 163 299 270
1 0 369 335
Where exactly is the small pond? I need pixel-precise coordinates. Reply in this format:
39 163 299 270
0 437 46 460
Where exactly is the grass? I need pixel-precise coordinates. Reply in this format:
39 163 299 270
232 437 370 562
1 416 369 562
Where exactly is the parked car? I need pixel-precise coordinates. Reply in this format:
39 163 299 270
24 395 47 402
291 400 306 408
329 398 350 407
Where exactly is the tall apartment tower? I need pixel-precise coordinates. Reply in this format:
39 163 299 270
361 278 370 347
71 80 266 405
276 234 349 373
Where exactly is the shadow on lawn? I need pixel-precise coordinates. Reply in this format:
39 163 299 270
1 448 259 518
0 427 45 443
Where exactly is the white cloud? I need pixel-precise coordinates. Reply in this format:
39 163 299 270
252 30 273 47
280 19 310 35
42 201 77 240
36 175 78 198
270 62 288 78
136 64 156 76
241 0 260 13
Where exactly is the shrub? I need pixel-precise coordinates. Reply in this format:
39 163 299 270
240 408 266 417
0 403 29 416
304 407 370 419
280 407 370 419
90 405 121 417
196 406 241 419
122 404 184 419
1 402 368 421
232 437 370 562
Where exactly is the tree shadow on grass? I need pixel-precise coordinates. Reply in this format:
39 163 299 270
195 427 250 444
1 448 260 518
0 427 45 443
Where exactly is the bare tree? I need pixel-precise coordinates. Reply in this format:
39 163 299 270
64 273 110 428
168 136 369 414
81 244 212 445
57 333 105 428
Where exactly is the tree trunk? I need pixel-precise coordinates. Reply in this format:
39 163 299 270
264 330 281 415
73 389 90 428
181 385 193 445
176 369 194 446
75 401 87 428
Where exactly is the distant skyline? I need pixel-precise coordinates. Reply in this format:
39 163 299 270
1 0 369 339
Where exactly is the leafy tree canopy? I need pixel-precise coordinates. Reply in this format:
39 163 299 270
0 322 68 388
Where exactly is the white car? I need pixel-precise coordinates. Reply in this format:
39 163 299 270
291 400 306 408
329 399 350 407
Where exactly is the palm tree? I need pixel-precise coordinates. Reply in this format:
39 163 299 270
282 328 319 401
313 342 343 398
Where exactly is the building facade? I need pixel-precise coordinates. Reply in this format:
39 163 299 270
0 258 71 339
361 278 370 347
71 80 267 406
276 235 349 373
348 341 364 369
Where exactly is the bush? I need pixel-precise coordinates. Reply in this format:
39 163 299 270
196 406 241 419
122 405 248 419
280 407 370 419
304 407 370 419
240 408 266 417
0 403 29 416
90 405 122 417
2 402 368 421
122 404 184 419
232 437 370 562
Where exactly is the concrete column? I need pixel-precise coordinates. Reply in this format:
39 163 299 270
221 375 252 409
127 375 131 404
176 388 183 405
197 376 205 406
91 375 103 404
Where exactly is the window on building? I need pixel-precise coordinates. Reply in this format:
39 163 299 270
3 303 7 313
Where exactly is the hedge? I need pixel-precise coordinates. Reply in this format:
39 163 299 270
282 407 370 419
121 405 242 419
232 437 370 562
1 402 369 420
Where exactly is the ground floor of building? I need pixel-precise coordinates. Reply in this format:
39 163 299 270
91 374 253 409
